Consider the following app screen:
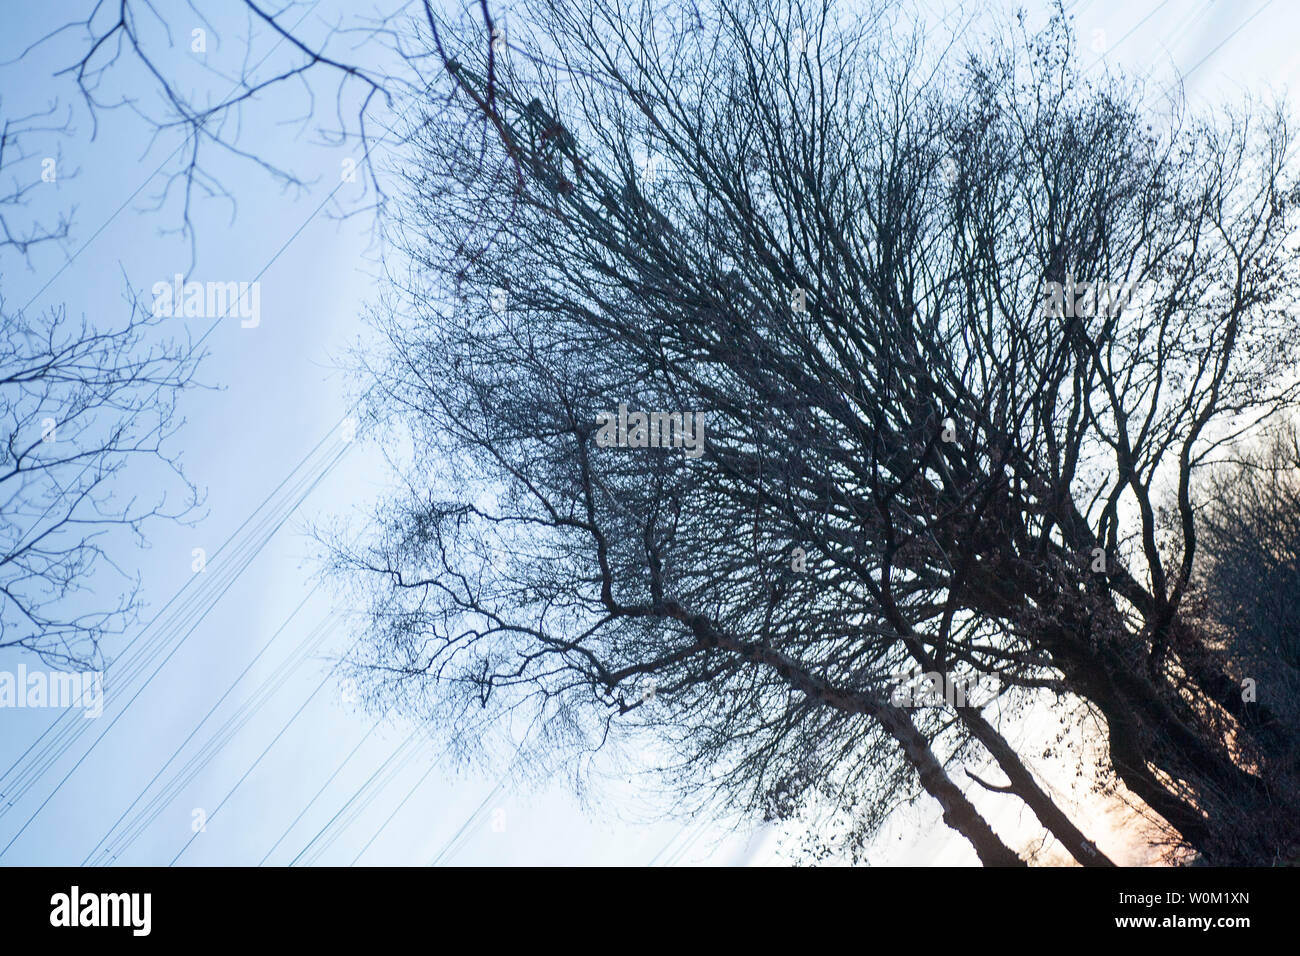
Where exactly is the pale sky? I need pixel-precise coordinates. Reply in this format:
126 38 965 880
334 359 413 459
0 0 1293 867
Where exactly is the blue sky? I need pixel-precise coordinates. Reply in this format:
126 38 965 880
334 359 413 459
0 0 1295 867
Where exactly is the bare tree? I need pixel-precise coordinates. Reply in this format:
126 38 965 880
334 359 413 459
36 0 1296 864
0 295 203 667
2 0 433 669
0 100 71 259
1186 422 1300 860
325 0 1300 865
1 54 202 667
36 0 421 258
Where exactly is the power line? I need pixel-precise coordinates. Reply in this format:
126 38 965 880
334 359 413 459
2 0 457 835
0 438 350 858
349 756 440 865
0 432 345 818
0 417 342 808
425 740 529 868
288 730 423 867
296 736 422 866
87 600 336 865
427 779 505 867
169 641 346 865
258 710 390 866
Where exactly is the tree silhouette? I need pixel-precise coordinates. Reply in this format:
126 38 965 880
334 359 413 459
331 0 1300 864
